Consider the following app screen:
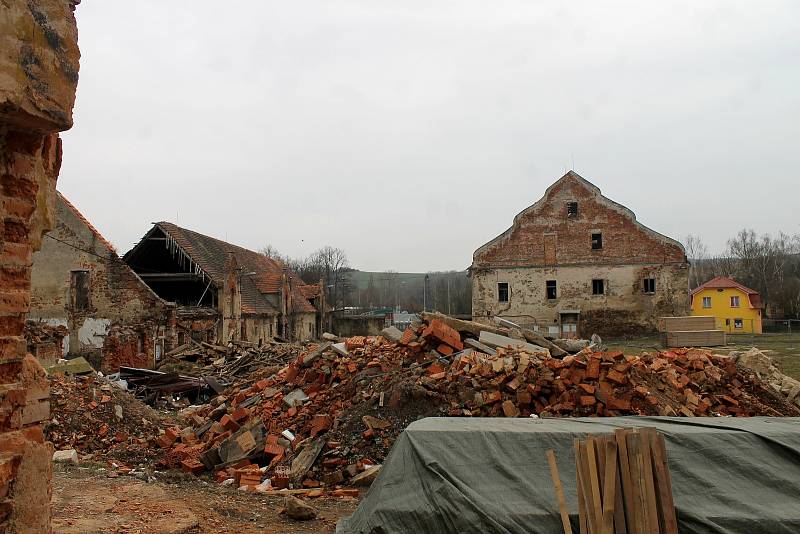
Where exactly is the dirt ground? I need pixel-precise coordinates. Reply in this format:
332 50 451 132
52 464 359 534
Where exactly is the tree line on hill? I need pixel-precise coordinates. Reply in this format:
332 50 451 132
260 244 471 315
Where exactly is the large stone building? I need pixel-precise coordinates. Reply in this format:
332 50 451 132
29 192 176 371
1 1 81 530
124 222 324 345
471 171 689 337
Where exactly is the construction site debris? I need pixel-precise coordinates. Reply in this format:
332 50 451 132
144 314 798 492
46 373 171 466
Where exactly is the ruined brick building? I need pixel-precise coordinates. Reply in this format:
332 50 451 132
29 192 176 372
471 171 689 337
0 0 81 530
124 223 324 345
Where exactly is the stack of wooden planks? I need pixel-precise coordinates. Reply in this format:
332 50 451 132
547 428 678 534
658 316 725 348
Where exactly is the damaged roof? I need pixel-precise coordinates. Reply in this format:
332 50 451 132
126 222 317 315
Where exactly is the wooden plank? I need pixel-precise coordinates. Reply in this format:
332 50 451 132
612 444 628 534
574 440 588 534
585 438 604 534
626 433 649 534
615 429 636 534
648 431 679 534
547 449 574 534
639 430 661 534
578 441 599 534
601 440 618 534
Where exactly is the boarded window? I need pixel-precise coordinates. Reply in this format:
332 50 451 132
567 202 578 218
702 296 712 308
546 280 557 300
730 296 740 308
70 270 90 310
592 279 605 295
643 278 656 294
544 234 557 265
591 233 603 250
498 282 509 302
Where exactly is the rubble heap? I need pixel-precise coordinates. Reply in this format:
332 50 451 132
46 374 172 466
730 347 800 408
153 315 799 491
157 340 305 378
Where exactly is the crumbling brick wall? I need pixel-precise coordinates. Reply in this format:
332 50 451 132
471 172 689 336
29 194 176 371
0 1 80 531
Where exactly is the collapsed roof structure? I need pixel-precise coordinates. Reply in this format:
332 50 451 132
124 222 324 344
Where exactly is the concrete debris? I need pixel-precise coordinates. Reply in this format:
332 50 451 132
285 495 318 520
46 357 95 376
52 449 79 464
380 326 403 343
351 464 381 486
478 331 547 354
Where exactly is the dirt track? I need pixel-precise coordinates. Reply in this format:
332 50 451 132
52 464 359 534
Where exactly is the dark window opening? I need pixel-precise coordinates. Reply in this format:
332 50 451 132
546 280 557 300
734 318 743 329
70 270 90 310
567 202 578 218
498 282 509 302
591 233 603 250
643 278 656 294
592 279 605 295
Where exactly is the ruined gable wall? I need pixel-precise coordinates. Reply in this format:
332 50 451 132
0 1 80 530
30 196 176 369
473 173 687 268
471 173 689 334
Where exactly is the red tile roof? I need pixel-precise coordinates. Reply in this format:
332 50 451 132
691 276 763 309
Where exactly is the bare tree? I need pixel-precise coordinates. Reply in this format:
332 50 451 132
260 244 287 263
685 234 709 288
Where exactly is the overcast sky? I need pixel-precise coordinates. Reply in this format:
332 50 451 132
59 1 800 272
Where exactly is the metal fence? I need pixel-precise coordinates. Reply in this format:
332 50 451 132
763 319 800 334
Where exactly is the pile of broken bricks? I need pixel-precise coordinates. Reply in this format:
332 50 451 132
151 313 799 495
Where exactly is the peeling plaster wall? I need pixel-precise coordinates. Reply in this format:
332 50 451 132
29 195 176 371
471 172 689 336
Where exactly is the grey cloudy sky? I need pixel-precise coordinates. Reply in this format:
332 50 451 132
59 1 800 272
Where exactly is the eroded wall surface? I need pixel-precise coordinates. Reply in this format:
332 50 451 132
471 172 689 335
0 1 80 531
30 195 176 371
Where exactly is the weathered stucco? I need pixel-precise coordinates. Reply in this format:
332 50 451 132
471 172 689 336
30 194 177 371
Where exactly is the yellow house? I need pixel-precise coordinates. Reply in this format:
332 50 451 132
690 276 763 334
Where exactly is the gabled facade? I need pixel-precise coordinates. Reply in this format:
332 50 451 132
470 171 689 337
123 222 323 344
690 276 763 334
29 193 176 371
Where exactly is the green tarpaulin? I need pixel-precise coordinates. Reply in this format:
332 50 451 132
337 417 800 534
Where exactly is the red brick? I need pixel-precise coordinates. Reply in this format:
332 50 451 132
586 357 601 379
